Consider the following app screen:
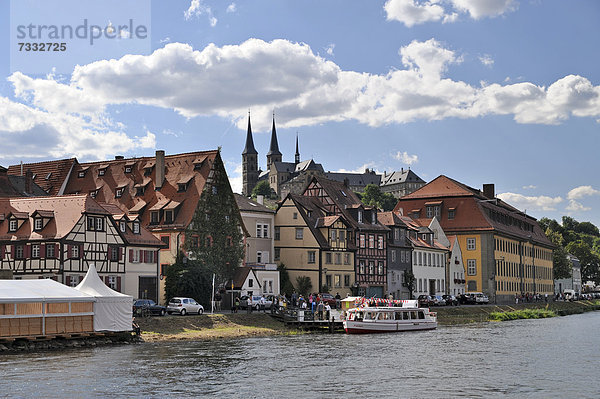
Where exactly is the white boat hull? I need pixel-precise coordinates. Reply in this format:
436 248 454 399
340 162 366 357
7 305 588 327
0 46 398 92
343 319 437 334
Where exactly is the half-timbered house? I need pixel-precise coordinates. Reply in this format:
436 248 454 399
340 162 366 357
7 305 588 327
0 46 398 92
301 176 389 297
0 195 125 286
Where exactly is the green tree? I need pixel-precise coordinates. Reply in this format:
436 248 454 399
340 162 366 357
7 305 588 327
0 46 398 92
562 216 579 232
576 221 600 237
295 276 312 297
566 241 600 284
184 154 245 288
251 180 275 199
403 269 416 299
546 229 571 280
164 253 212 307
277 263 295 296
360 184 397 212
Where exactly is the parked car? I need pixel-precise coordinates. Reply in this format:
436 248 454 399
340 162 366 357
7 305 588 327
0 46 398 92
442 294 459 306
133 299 166 316
417 295 434 307
458 293 475 304
166 297 204 315
318 293 337 308
240 295 265 310
431 295 447 306
472 292 489 304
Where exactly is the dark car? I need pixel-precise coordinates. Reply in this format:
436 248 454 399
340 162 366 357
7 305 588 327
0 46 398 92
457 293 474 305
133 299 166 316
417 295 434 307
442 294 459 306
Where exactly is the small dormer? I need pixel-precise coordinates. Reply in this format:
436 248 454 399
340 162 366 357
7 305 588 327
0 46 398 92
98 164 108 177
371 209 377 224
357 210 363 223
90 184 102 199
124 161 136 174
6 212 28 232
134 179 151 196
31 210 54 231
193 155 207 170
127 216 141 234
115 183 127 198
77 166 89 178
177 175 194 192
143 160 155 176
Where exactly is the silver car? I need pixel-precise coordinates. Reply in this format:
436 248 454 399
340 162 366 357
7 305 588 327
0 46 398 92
167 297 204 315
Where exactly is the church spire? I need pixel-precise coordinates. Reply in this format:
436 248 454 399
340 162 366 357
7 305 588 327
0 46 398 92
267 111 282 157
242 111 257 155
295 132 300 164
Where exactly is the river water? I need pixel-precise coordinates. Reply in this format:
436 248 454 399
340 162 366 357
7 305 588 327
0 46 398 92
1 312 599 399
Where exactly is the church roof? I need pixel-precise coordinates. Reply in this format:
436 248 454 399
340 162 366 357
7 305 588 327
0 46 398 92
242 114 257 155
266 116 282 156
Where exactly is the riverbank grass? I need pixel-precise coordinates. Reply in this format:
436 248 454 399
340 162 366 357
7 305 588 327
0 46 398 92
489 308 556 321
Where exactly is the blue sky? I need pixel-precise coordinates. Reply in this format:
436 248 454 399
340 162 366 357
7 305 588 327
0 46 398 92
1 0 599 226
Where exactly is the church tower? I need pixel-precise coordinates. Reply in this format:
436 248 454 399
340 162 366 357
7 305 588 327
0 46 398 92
242 112 258 197
266 113 282 171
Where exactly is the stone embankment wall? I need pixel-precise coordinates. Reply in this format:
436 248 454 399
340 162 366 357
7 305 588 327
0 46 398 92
0 333 141 354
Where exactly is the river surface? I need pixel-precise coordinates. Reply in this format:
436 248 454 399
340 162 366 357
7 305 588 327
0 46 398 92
1 312 599 398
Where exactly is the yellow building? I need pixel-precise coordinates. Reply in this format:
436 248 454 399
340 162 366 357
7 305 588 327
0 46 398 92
275 194 355 295
395 176 554 303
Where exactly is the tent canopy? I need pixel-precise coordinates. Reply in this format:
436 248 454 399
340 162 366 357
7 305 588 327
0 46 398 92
0 279 95 303
75 265 132 332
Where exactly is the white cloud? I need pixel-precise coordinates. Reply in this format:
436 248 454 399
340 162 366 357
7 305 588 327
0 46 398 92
451 0 517 19
6 38 600 134
497 192 563 211
479 54 494 67
384 0 450 27
159 37 171 44
384 0 517 27
225 161 243 194
226 3 237 13
325 43 335 56
394 151 419 165
522 185 536 190
566 200 591 212
567 185 600 200
333 162 378 174
185 0 218 26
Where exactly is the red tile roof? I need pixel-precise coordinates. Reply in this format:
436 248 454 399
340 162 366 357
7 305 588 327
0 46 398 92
0 195 108 241
97 202 165 248
7 158 77 195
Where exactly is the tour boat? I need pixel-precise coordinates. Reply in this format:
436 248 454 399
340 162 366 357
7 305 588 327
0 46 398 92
343 300 437 334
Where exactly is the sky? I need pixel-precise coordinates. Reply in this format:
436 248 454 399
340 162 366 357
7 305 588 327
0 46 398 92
1 0 599 227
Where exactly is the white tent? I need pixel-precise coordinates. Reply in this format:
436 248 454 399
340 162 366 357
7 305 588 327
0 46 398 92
0 279 94 304
75 265 132 332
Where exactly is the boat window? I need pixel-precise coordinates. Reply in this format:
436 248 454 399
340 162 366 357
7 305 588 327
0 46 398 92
410 311 418 319
376 313 384 320
403 312 409 320
418 311 425 319
364 312 374 320
395 312 402 320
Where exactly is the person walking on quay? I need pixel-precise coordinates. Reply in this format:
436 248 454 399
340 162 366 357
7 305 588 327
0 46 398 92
335 292 341 309
292 291 297 308
324 302 331 321
233 296 240 313
317 300 324 320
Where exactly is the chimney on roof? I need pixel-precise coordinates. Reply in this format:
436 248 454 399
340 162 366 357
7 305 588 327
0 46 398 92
25 169 33 195
483 183 495 199
20 161 23 176
343 178 349 188
401 167 404 173
115 155 124 160
257 195 264 205
156 150 165 189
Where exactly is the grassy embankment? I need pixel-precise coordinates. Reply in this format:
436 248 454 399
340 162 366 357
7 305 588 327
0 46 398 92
137 301 600 342
435 300 600 325
137 312 297 342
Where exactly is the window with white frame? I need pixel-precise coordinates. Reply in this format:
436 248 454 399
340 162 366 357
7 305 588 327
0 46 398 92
467 259 477 275
334 275 341 288
71 245 79 259
391 250 396 262
467 238 476 251
32 244 40 258
358 211 363 223
95 217 104 231
256 223 269 238
34 218 43 231
257 251 263 263
335 253 341 265
133 222 140 234
9 219 18 232
307 251 315 264
295 228 303 240
120 221 126 233
107 276 117 290
344 253 350 265
377 235 383 250
46 244 55 258
325 252 332 264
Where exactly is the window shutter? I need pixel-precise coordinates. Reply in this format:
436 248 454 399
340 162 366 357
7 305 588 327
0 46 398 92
11 244 15 259
55 244 60 259
0 244 4 259
129 249 134 262
143 250 148 263
67 245 72 259
79 275 84 283
104 276 110 285
119 247 123 261
107 246 111 259
65 276 71 286
79 244 84 259
40 244 45 258
24 244 31 259
117 276 122 292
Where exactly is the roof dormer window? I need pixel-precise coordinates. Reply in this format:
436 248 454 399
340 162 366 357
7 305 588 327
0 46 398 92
120 221 126 233
90 189 98 199
371 211 376 224
116 187 125 198
8 219 18 232
358 210 363 223
125 166 132 173
133 222 140 234
45 173 52 180
34 218 43 231
78 171 85 178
